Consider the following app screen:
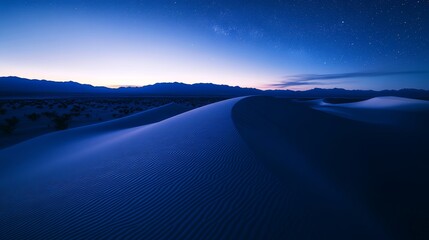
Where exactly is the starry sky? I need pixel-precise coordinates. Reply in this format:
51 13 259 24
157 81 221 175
1 0 428 90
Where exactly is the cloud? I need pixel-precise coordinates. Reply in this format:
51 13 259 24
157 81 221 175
273 70 429 88
270 81 329 87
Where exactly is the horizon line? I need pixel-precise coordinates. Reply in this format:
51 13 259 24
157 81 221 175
1 75 429 92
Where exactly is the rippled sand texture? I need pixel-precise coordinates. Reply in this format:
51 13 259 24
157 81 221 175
1 96 428 239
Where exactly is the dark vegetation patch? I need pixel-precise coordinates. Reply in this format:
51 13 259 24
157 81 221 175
0 117 19 134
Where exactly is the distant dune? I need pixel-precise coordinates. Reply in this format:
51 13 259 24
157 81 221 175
1 96 428 239
313 96 429 125
325 96 429 109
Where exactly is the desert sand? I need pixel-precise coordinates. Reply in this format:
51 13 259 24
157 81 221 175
0 96 428 239
0 97 223 149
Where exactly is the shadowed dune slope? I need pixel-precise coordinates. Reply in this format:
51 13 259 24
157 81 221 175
0 96 428 239
232 96 429 240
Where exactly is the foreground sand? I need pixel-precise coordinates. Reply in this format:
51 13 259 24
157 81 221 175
1 96 428 239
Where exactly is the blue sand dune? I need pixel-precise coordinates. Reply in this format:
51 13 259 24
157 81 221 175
1 96 428 239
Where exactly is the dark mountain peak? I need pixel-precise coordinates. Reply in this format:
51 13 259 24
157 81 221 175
117 81 261 96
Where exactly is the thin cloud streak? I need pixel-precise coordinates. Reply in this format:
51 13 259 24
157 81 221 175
274 70 429 88
270 81 328 87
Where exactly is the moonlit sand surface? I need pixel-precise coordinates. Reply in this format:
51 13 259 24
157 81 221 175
1 96 428 239
322 96 429 110
313 96 429 125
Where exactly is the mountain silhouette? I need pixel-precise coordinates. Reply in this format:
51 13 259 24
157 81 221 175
1 76 429 99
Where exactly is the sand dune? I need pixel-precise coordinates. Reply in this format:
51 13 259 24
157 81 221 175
1 96 428 239
313 96 429 126
323 96 429 110
0 103 190 176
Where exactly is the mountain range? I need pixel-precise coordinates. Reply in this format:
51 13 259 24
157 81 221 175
1 76 429 99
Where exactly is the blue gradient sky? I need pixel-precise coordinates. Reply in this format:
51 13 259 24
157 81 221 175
1 0 428 90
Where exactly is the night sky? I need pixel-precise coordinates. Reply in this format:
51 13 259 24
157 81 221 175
1 0 428 90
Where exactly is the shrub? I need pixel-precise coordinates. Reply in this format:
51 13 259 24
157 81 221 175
0 117 19 134
52 114 72 130
71 105 81 113
43 111 56 118
26 113 41 121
